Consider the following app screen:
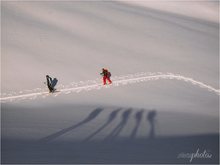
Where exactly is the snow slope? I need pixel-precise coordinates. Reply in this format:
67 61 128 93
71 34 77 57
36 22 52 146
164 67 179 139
1 1 219 164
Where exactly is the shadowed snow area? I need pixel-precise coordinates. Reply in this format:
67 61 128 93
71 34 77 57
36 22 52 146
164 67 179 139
1 1 219 164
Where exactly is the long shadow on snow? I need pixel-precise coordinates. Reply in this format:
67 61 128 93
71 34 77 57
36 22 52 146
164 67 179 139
129 109 144 139
2 107 219 164
104 108 132 141
147 109 157 139
83 108 122 142
39 107 103 142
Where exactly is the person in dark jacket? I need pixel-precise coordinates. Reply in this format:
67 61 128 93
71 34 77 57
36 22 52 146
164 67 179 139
100 68 112 85
46 75 54 92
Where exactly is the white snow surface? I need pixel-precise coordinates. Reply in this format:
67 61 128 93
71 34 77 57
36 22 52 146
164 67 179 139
1 1 219 164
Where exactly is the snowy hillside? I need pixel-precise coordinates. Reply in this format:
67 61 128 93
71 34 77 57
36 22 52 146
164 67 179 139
1 1 219 164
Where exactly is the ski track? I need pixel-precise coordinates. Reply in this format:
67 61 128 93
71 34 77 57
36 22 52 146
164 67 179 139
1 73 219 102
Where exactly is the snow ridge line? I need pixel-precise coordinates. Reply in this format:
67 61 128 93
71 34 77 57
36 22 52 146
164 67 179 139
1 73 219 102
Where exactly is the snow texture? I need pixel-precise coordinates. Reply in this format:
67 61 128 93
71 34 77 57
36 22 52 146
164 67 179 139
1 1 219 164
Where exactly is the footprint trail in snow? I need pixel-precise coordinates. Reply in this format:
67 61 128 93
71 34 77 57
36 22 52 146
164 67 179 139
1 72 219 102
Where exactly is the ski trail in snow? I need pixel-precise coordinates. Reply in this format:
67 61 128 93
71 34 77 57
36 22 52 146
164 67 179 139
1 73 219 102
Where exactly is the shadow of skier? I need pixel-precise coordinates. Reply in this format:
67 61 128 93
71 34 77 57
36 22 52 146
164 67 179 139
83 108 122 142
147 110 157 139
130 109 144 139
104 108 132 141
39 108 103 143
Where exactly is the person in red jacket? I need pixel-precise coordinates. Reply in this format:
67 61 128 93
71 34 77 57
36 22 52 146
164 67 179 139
100 68 112 85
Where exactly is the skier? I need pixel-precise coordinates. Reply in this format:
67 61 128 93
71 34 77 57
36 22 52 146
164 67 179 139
100 68 112 85
46 75 55 92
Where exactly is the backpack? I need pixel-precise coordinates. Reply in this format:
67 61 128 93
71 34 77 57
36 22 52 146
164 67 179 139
107 71 111 78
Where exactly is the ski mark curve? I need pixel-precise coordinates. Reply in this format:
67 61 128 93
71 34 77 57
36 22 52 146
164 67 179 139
1 73 219 102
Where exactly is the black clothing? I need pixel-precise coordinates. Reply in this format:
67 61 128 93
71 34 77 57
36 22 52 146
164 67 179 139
101 69 109 77
46 75 54 92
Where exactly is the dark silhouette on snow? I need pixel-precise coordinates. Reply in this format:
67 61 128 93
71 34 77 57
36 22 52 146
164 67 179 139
147 110 157 139
130 109 144 139
46 75 58 92
3 107 218 164
83 108 121 142
39 108 103 143
104 108 132 141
